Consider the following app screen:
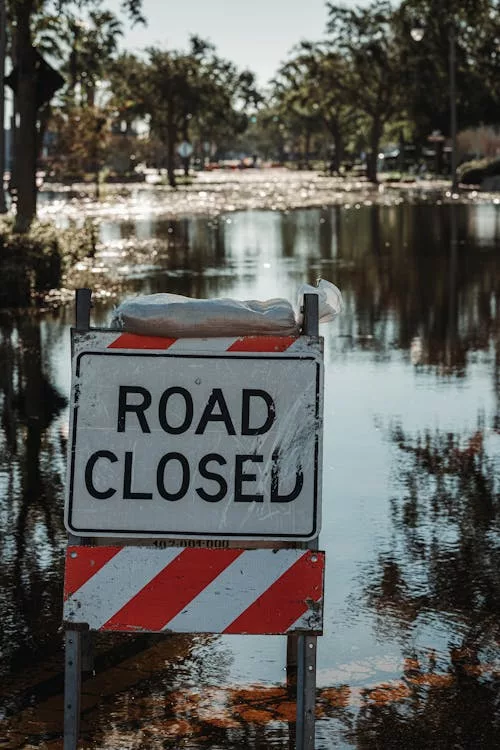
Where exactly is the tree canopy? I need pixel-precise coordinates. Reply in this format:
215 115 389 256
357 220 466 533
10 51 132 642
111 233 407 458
2 0 500 230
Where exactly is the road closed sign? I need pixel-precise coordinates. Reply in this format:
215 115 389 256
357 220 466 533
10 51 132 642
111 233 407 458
65 331 323 540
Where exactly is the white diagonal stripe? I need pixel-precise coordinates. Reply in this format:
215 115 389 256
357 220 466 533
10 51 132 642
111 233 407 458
64 547 183 629
167 338 238 352
163 549 303 633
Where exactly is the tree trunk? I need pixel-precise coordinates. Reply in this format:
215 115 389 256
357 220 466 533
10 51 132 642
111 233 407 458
367 119 382 184
398 129 405 174
182 116 190 177
304 129 311 169
14 3 37 233
328 120 343 174
0 0 7 213
166 100 176 188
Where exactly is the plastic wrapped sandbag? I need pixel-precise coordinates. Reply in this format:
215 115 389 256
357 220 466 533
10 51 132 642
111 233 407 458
110 293 300 337
296 280 343 325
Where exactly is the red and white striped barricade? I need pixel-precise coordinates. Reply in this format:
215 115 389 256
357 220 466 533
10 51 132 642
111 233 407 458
64 545 324 634
63 290 324 750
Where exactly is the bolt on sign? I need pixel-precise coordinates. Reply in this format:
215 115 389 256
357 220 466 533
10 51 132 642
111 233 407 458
64 331 324 541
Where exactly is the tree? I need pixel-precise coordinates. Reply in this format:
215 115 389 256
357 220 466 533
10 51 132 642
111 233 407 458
274 41 360 173
141 38 261 187
7 0 144 233
64 8 123 105
238 107 288 164
271 52 327 169
47 104 109 181
191 56 261 166
142 45 202 187
305 46 360 173
326 1 404 182
10 0 39 232
395 0 500 149
107 51 148 126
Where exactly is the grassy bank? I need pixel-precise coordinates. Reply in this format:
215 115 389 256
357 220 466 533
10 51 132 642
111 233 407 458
0 218 95 307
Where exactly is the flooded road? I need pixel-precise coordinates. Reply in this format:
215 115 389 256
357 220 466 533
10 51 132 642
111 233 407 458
1 195 500 748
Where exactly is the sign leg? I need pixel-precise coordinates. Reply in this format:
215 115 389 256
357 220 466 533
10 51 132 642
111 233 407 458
64 630 82 750
64 296 89 750
287 634 298 750
75 288 91 330
296 634 317 750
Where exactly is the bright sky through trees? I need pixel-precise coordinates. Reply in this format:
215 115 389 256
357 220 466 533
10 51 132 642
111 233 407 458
107 0 364 85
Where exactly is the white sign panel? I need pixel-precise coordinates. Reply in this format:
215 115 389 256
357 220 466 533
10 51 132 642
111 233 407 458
65 332 323 540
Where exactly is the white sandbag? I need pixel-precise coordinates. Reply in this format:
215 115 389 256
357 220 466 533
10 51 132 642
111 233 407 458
110 293 299 337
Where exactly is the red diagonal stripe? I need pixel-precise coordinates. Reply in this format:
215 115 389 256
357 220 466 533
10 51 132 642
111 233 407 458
227 335 297 352
64 546 122 600
101 548 244 632
108 333 176 349
223 551 324 634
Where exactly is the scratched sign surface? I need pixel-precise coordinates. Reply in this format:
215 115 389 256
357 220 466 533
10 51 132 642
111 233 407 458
65 331 323 540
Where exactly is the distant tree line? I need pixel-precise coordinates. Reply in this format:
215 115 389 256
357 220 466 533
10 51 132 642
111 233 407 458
0 0 499 232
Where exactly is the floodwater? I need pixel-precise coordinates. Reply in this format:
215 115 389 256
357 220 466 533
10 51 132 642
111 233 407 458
1 192 500 749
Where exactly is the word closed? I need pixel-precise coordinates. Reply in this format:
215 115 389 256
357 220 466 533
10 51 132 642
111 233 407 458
65 335 323 539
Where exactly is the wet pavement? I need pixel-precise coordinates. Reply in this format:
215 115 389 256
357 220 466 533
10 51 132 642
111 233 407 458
1 181 499 748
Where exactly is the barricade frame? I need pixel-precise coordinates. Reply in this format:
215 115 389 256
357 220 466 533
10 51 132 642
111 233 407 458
63 287 323 750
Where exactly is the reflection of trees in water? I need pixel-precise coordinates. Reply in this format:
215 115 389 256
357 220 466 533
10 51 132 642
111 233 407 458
357 425 500 748
354 648 500 750
70 203 500 378
86 671 352 750
494 334 500 433
335 204 500 374
67 203 500 375
0 313 67 674
389 427 497 623
142 216 231 300
72 215 231 304
80 637 242 749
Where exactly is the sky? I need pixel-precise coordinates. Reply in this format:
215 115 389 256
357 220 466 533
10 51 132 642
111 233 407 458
107 0 349 87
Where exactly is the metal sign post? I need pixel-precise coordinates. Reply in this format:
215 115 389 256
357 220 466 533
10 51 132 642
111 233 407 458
64 288 91 750
63 289 324 750
296 293 320 750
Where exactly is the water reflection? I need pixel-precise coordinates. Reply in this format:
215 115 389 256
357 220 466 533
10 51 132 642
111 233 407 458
353 649 500 749
1 201 499 748
369 426 499 622
0 312 68 680
80 203 500 381
355 421 500 747
333 204 500 374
